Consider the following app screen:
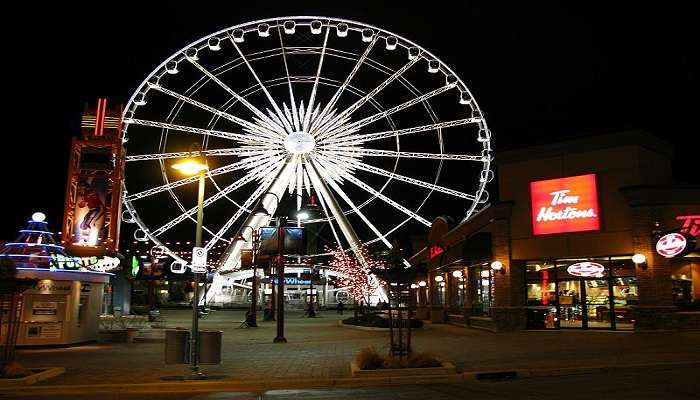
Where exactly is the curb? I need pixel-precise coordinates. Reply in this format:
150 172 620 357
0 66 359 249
4 360 699 395
461 360 700 382
0 367 66 387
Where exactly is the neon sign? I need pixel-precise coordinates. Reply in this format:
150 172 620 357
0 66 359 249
530 174 600 235
271 277 311 285
656 233 695 258
567 262 605 277
428 245 445 260
49 254 121 272
677 215 700 237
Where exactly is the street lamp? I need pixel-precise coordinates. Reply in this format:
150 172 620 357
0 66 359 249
171 155 208 379
236 226 260 327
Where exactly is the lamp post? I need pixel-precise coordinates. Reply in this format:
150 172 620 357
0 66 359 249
172 156 208 379
274 217 287 343
236 226 259 327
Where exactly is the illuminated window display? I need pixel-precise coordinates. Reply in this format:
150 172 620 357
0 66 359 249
526 256 637 330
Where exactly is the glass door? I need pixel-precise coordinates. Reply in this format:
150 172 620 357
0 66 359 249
557 280 583 328
584 279 611 329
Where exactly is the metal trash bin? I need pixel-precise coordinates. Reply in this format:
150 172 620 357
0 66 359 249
164 329 190 364
198 330 223 364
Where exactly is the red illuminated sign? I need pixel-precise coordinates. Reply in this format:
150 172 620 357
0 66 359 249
566 262 605 277
530 174 600 235
656 233 692 258
677 215 700 237
428 245 445 260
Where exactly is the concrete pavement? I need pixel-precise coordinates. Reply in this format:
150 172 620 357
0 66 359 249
8 309 700 389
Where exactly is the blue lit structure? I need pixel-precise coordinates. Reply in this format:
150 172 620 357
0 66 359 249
0 214 111 346
0 213 71 269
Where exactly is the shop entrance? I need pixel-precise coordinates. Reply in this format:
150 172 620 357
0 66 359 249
557 280 583 328
526 256 638 330
557 279 612 329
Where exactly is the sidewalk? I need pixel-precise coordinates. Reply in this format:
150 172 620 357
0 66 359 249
12 309 700 387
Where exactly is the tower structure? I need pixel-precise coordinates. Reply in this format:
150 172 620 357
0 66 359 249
62 98 125 256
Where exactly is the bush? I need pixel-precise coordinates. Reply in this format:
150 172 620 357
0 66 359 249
407 352 442 368
1 362 30 378
353 347 384 370
354 348 442 370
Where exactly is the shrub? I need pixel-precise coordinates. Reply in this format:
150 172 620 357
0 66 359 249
407 352 442 368
382 356 407 369
353 347 384 370
1 362 30 378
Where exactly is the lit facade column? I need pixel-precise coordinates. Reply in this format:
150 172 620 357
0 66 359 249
490 218 526 331
629 205 676 330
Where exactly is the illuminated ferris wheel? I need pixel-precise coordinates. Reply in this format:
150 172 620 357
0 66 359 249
120 16 493 269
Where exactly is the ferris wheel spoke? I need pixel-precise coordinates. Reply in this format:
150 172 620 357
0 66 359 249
326 165 431 227
303 22 331 132
320 147 486 161
149 156 284 237
276 25 300 132
229 34 294 134
187 58 287 137
204 166 280 251
125 147 268 162
125 153 280 202
334 156 476 200
315 55 421 139
323 85 455 141
305 161 368 267
331 118 478 145
153 86 281 141
310 36 378 135
123 118 265 144
313 161 392 250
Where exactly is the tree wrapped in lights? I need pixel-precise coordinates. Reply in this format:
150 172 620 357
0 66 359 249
326 245 383 303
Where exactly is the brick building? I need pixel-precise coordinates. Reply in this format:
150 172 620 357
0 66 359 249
409 131 700 331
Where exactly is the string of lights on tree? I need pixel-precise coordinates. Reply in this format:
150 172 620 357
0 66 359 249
326 244 383 302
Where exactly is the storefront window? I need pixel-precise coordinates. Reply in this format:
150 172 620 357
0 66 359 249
471 264 493 316
671 260 698 310
612 277 638 330
526 262 557 328
525 256 637 330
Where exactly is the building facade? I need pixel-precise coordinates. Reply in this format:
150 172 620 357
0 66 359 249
409 132 700 331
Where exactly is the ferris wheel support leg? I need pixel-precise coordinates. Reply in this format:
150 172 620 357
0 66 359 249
206 157 298 303
305 162 388 303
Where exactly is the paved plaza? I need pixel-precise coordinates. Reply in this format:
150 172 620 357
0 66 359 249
12 309 700 387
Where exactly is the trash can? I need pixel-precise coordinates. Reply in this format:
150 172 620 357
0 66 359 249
164 329 190 364
198 330 223 364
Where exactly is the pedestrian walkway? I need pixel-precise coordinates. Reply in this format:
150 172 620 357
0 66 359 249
14 309 700 386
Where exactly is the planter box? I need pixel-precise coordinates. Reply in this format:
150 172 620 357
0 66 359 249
351 360 457 377
338 320 389 331
0 367 65 387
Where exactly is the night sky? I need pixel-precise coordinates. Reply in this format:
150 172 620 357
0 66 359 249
2 1 696 242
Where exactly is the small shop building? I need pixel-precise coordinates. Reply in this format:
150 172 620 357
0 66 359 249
409 131 699 331
0 213 118 345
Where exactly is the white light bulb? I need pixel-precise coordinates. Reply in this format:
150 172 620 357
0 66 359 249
32 212 46 222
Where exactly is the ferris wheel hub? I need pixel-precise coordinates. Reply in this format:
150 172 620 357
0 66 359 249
284 131 316 155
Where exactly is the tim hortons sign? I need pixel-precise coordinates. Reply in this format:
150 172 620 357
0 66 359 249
530 174 600 235
656 232 696 258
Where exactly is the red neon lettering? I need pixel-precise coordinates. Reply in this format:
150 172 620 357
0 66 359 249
677 215 700 237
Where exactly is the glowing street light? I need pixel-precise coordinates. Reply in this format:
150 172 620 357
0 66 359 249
171 159 208 175
171 156 208 379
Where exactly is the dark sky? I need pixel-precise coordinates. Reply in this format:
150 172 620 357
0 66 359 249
1 1 696 241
